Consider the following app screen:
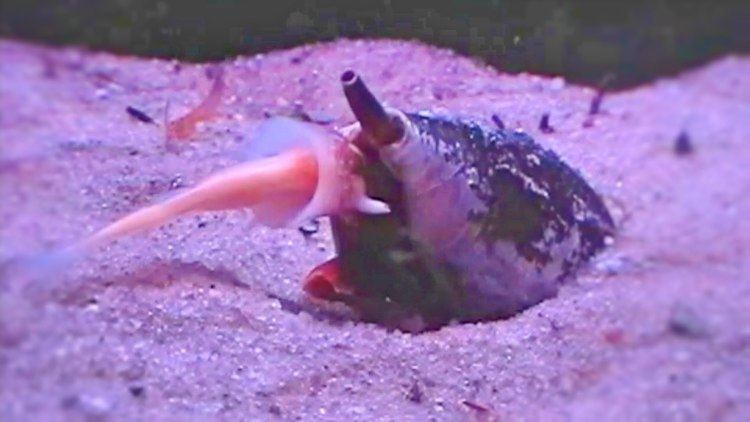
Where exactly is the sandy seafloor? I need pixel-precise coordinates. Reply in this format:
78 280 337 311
0 39 749 421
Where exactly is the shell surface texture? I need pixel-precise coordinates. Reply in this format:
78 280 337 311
324 72 615 331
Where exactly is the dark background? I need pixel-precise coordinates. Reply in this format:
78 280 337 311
1 0 748 89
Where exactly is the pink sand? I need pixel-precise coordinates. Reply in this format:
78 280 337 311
1 39 749 420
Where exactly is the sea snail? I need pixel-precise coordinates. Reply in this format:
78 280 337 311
68 70 615 332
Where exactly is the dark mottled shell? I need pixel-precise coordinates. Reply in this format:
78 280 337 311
332 112 614 330
407 112 614 277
